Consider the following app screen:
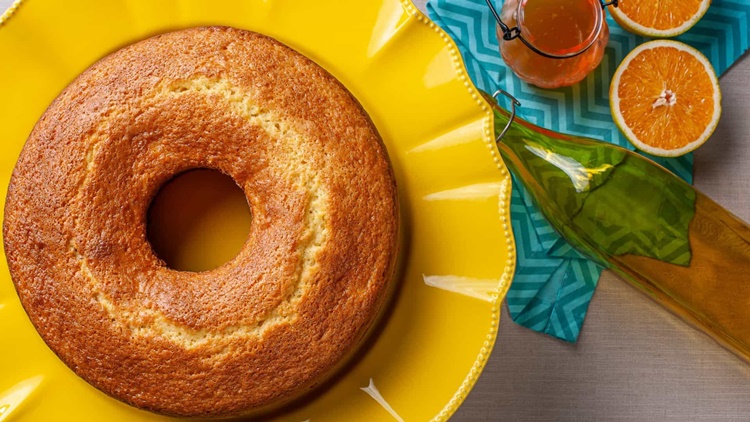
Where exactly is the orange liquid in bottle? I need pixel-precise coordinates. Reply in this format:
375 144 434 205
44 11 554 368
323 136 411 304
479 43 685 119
498 0 609 88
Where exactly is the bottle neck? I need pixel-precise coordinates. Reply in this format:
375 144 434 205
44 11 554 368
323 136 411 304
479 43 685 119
486 96 696 269
492 105 606 264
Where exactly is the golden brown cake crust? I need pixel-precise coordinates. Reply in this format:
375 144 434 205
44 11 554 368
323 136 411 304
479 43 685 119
2 26 398 417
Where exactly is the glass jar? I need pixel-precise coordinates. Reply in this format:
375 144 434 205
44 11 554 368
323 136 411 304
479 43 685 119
492 0 611 89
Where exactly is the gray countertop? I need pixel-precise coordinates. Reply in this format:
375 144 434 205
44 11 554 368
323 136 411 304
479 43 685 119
409 1 750 421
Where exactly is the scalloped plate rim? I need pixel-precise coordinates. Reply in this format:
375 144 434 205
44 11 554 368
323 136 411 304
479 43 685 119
0 0 516 420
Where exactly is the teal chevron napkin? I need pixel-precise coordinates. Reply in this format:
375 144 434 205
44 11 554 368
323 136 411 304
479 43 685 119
427 0 750 342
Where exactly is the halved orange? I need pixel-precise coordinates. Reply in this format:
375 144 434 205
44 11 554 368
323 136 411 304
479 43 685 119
610 40 722 157
611 0 711 37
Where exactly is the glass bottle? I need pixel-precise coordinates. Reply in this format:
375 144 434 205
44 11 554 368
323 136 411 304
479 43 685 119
489 0 611 89
485 90 750 361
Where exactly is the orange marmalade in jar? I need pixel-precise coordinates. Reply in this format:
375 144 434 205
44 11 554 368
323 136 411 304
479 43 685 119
488 0 615 89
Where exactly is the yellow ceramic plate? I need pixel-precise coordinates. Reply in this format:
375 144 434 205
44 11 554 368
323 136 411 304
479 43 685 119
0 0 515 420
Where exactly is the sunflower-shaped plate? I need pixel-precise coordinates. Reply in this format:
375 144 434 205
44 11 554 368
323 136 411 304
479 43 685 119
0 0 515 420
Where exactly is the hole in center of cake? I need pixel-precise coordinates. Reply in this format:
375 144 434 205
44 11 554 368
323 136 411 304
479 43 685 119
147 168 251 272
